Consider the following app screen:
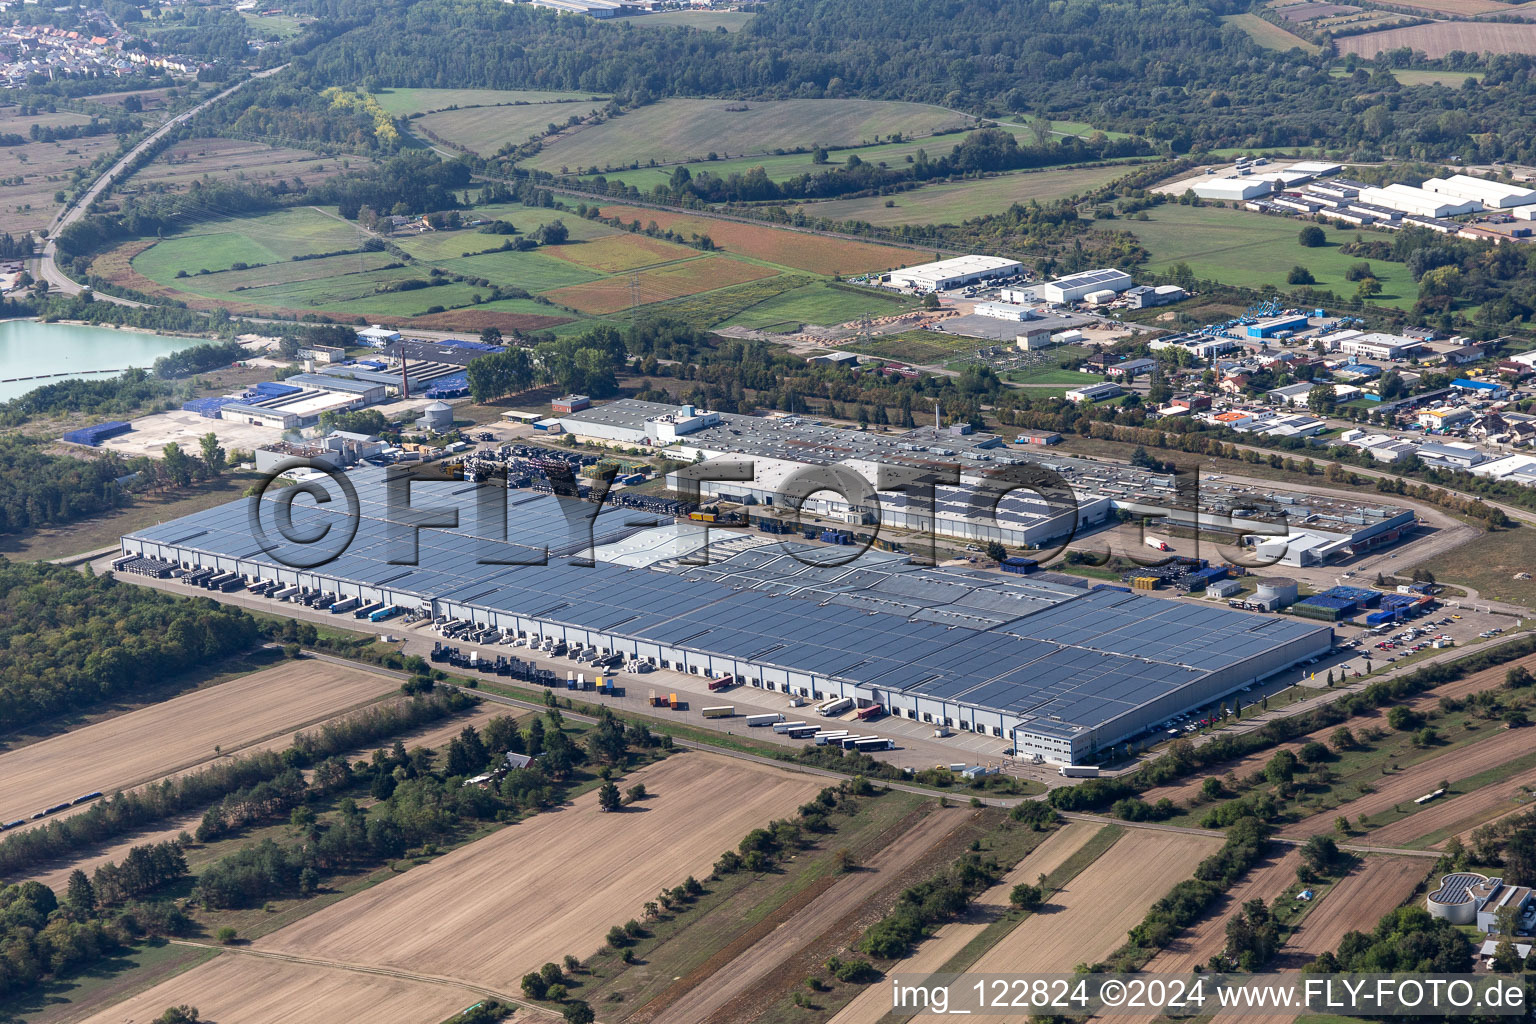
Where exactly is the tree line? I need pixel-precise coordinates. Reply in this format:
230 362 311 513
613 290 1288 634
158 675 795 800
0 563 262 732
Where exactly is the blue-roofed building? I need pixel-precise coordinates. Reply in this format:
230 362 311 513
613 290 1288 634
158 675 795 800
1452 378 1507 398
118 468 1333 764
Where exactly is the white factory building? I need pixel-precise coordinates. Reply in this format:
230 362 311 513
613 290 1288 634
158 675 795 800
1358 184 1481 219
887 255 1022 293
973 301 1037 321
1192 177 1275 201
1040 268 1132 304
1423 174 1536 210
1319 330 1424 361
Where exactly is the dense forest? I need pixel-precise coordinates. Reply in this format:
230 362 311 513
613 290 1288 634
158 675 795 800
241 0 1536 162
0 562 261 730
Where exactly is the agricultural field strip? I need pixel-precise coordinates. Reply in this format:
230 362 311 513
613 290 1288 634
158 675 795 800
1141 653 1536 805
72 951 485 1024
1367 762 1536 846
0 661 400 826
655 804 976 1024
1279 722 1536 839
968 831 1222 975
1334 21 1536 56
25 709 508 892
1275 855 1430 959
829 822 1106 1024
255 753 823 990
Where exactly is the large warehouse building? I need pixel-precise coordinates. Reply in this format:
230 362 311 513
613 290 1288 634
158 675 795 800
1423 174 1536 210
887 255 1022 293
118 471 1333 764
1040 268 1133 304
1358 184 1481 219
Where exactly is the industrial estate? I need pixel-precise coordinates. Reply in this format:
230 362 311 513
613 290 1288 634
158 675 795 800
9 1 1536 1022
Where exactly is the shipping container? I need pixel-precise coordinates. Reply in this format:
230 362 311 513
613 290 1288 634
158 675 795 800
369 605 401 622
746 713 784 727
706 675 734 692
772 720 809 733
669 693 683 710
649 689 665 707
701 705 734 719
330 596 361 615
855 704 884 722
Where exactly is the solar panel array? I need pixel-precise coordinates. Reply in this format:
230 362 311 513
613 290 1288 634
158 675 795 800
126 468 1331 734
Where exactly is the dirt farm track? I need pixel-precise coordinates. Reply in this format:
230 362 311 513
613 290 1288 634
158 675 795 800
0 660 399 828
255 752 823 990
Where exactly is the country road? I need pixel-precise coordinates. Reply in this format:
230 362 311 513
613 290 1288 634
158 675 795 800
35 64 290 302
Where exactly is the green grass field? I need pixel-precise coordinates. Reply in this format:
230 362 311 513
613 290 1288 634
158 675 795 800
581 132 975 191
371 87 607 117
1122 204 1418 308
417 99 609 156
718 280 916 330
795 163 1134 226
523 98 971 173
130 208 365 278
1417 524 1536 608
634 9 756 29
1221 12 1323 52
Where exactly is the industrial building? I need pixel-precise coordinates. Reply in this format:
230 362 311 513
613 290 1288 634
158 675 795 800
1321 330 1424 361
1422 174 1536 210
973 301 1037 321
1192 177 1275 202
1428 873 1535 933
886 255 1022 293
356 325 401 347
1040 268 1133 305
1357 184 1481 219
1065 381 1124 403
559 399 1413 560
118 470 1334 764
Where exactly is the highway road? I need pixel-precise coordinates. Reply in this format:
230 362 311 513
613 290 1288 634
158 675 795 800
35 64 289 302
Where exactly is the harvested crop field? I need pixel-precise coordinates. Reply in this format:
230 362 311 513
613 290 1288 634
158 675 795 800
543 255 778 314
1335 21 1536 56
1116 847 1302 984
598 205 916 275
1219 13 1322 52
73 953 481 1024
545 232 702 273
133 137 366 193
1368 762 1536 848
1368 0 1508 13
256 752 822 989
0 108 118 235
1280 722 1536 840
0 660 398 826
417 100 607 156
1141 652 1536 806
1274 856 1429 964
968 831 1221 974
830 822 1105 1024
658 803 976 1024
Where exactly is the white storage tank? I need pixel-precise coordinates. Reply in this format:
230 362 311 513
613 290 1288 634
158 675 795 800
1255 577 1299 608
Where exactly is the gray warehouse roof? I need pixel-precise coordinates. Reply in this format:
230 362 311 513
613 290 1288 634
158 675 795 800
123 468 1330 739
